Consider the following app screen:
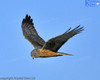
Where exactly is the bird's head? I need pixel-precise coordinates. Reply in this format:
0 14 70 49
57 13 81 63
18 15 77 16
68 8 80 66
31 49 38 59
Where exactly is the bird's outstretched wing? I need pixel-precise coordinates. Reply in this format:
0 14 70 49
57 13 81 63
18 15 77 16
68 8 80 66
21 14 45 49
42 25 84 52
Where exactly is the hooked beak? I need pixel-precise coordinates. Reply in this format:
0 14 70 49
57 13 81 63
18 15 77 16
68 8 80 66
32 57 34 59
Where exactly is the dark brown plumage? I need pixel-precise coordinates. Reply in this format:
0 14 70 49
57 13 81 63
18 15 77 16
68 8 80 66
22 15 45 49
21 14 84 59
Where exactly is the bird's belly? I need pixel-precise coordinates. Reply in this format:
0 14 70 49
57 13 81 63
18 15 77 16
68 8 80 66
38 49 58 57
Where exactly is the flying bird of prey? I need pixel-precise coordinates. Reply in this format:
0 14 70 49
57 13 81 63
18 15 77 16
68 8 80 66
21 14 84 59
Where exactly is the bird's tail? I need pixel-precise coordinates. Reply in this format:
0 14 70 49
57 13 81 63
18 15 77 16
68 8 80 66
57 52 73 56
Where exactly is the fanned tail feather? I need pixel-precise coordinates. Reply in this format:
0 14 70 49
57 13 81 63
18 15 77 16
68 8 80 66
57 53 73 56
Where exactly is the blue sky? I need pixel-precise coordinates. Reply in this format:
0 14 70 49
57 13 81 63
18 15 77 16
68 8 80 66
0 0 100 80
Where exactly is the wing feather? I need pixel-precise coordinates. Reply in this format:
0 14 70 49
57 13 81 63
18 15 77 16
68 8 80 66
42 25 84 52
21 14 45 49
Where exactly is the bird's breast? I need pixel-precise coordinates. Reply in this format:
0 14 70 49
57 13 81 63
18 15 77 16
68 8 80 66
38 49 58 57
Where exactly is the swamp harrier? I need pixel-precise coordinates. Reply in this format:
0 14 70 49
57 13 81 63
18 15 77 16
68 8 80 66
21 14 84 59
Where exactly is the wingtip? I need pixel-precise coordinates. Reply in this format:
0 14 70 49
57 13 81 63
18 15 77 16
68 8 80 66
65 27 71 33
22 14 34 25
25 14 28 19
26 14 28 16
